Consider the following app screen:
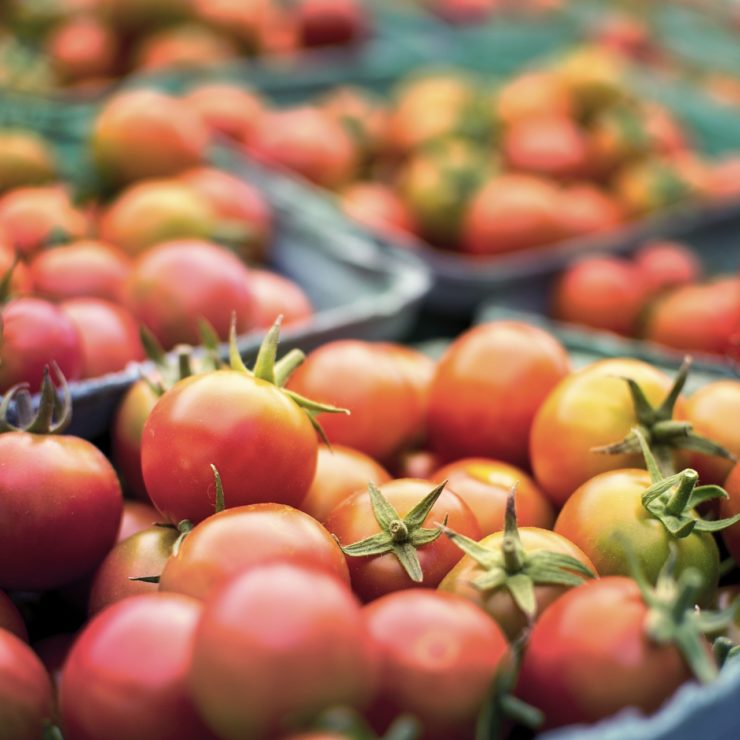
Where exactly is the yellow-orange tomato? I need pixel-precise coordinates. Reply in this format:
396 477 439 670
0 131 57 193
431 458 554 535
495 71 573 126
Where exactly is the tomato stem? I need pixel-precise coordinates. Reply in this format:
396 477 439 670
664 470 699 516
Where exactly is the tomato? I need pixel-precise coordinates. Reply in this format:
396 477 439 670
301 444 391 523
98 179 214 256
642 277 740 358
47 16 117 83
707 156 740 201
160 503 349 600
551 256 647 336
0 629 55 740
516 576 703 728
392 449 440 480
530 358 677 506
0 297 83 392
0 238 32 294
124 239 255 349
249 269 313 330
613 157 697 216
29 239 131 303
88 525 179 615
296 0 369 47
325 478 480 601
555 47 628 114
431 458 554 535
287 340 429 463
633 240 701 297
427 321 570 468
182 84 265 143
643 104 688 156
133 24 238 72
555 468 720 605
341 182 418 240
556 183 624 238
33 633 75 697
682 380 740 484
461 174 564 255
118 500 159 542
587 104 652 175
91 90 208 185
720 463 740 563
189 562 377 739
60 593 214 740
495 71 573 126
0 186 88 259
0 591 26 641
364 590 508 739
60 298 145 378
0 131 56 193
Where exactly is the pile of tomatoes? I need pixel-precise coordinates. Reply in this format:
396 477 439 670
1 310 739 739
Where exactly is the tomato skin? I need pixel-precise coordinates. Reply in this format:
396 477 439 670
364 590 509 739
720 463 740 563
557 183 623 238
530 358 677 507
88 525 179 615
0 297 83 393
0 131 56 193
495 71 573 126
431 458 554 536
439 527 595 639
428 321 570 468
0 629 55 740
554 469 719 605
0 239 32 294
160 503 349 600
297 0 369 47
325 478 481 601
634 240 701 297
182 84 265 143
0 433 123 591
60 593 214 740
516 577 696 728
341 181 418 239
0 591 27 641
189 562 378 740
118 500 159 542
47 16 117 83
60 298 145 378
141 369 318 524
301 445 391 523
249 269 313 330
681 380 740 485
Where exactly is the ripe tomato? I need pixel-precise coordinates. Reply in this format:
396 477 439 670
60 593 214 740
124 239 255 349
0 131 56 193
301 444 391 523
91 90 208 185
516 577 702 728
296 0 369 47
708 156 740 200
495 71 573 126
88 525 179 615
427 321 570 468
159 503 349 600
324 478 480 601
720 463 740 563
189 562 377 740
530 358 677 506
249 269 313 330
0 297 83 392
682 380 740 484
0 629 55 740
182 84 265 143
431 458 554 535
0 591 26 641
341 181 418 240
555 47 627 113
634 240 701 297
613 158 696 216
364 590 508 739
47 15 118 83
551 256 647 336
118 500 159 542
33 633 75 697
556 183 624 238
29 239 131 303
0 238 32 294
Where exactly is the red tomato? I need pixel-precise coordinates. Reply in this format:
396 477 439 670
189 562 377 739
431 458 554 535
296 0 369 47
634 240 702 297
364 590 508 739
516 577 700 728
124 239 255 349
324 478 481 601
0 297 83 392
427 321 570 468
720 464 740 564
60 298 145 378
141 368 318 523
392 449 441 480
60 593 214 740
47 15 118 83
341 182 418 239
0 629 55 740
0 131 56 193
0 590 27 641
118 500 159 542
0 430 123 591
159 503 349 600
708 157 740 200
556 183 624 238
551 256 647 336
29 240 131 303
301 444 391 523
248 269 314 330
182 84 265 143
287 340 428 463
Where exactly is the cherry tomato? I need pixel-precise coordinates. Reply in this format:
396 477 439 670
297 0 369 47
325 478 480 601
341 181 418 240
530 358 677 506
118 500 159 542
364 590 508 739
720 463 740 563
189 562 377 740
0 629 55 740
431 458 554 535
160 503 348 600
0 591 27 641
0 131 56 193
47 15 118 83
249 269 313 330
301 445 391 523
60 593 214 740
427 321 570 468
182 84 265 143
495 71 573 125
556 183 624 239
633 240 701 297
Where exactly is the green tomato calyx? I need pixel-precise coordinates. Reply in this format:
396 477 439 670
592 357 736 475
338 481 448 583
441 488 595 620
